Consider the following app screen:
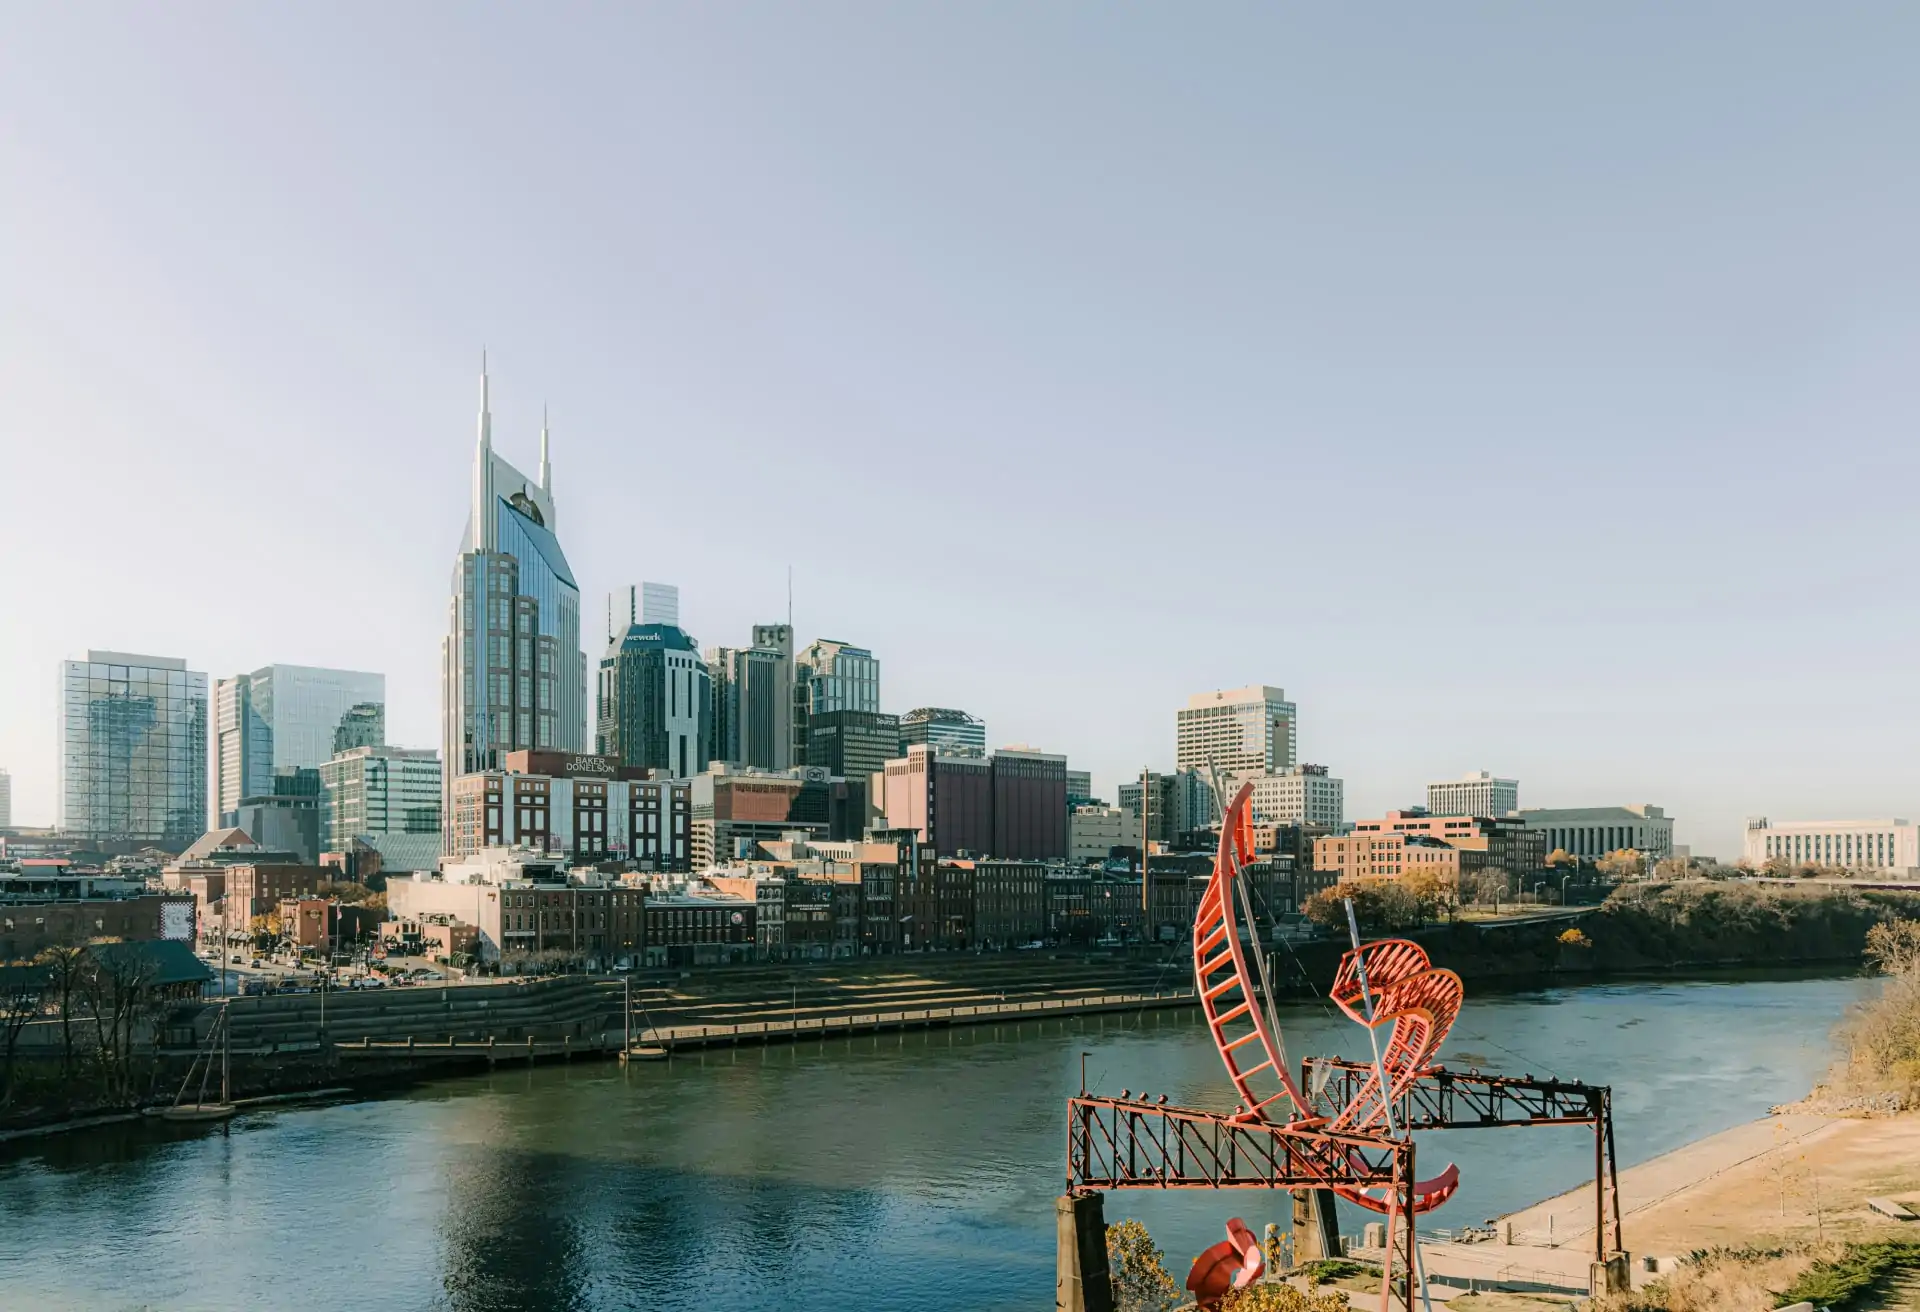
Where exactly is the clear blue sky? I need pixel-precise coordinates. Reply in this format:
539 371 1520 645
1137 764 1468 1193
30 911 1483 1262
4 5 1918 855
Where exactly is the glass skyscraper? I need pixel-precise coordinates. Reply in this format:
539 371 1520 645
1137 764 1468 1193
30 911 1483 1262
597 584 711 779
58 650 208 847
214 664 386 826
441 362 586 847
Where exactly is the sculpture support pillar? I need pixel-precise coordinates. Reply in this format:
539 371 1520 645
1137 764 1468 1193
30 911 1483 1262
1056 1192 1115 1312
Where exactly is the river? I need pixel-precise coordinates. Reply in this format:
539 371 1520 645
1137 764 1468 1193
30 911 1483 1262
0 971 1867 1311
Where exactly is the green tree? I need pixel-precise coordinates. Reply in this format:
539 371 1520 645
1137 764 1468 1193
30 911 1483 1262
1105 1218 1180 1312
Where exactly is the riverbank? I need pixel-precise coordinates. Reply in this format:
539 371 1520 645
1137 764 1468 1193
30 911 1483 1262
1394 1110 1920 1298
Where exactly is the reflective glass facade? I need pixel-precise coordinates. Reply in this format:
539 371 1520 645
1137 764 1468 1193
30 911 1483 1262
320 745 443 850
215 664 385 826
59 651 208 846
440 372 587 850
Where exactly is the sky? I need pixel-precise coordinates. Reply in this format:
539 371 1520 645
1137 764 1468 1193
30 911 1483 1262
3 5 1918 855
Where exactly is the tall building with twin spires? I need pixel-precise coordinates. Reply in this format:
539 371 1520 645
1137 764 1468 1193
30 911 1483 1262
440 361 586 848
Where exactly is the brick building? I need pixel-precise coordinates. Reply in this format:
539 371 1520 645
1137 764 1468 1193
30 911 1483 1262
448 750 691 869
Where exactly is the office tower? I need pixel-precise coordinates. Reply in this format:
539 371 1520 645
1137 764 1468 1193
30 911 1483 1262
1175 686 1297 779
441 364 587 846
1065 769 1095 808
333 702 385 755
640 582 679 627
1427 771 1519 819
990 746 1068 860
1249 764 1344 829
898 707 986 756
214 664 385 826
319 746 443 851
706 624 793 770
881 744 992 856
58 651 208 847
796 639 883 770
0 768 11 829
1119 767 1216 847
806 710 901 781
797 640 881 714
596 584 711 778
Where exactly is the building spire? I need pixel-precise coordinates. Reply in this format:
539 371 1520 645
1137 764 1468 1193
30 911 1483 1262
477 350 492 449
472 350 496 552
539 404 551 492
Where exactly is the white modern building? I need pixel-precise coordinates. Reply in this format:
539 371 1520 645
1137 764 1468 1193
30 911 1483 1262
1070 805 1140 862
1427 772 1518 819
1743 818 1920 873
1518 805 1673 861
1249 765 1345 829
1176 686 1297 780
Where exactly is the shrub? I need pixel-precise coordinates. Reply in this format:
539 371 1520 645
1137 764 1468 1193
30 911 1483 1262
1220 1284 1349 1311
1105 1219 1179 1312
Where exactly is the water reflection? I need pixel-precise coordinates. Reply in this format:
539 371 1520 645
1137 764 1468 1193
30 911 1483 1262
0 973 1866 1312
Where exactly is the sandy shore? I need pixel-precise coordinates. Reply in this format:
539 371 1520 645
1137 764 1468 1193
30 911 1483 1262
1503 1110 1920 1258
1353 1111 1920 1301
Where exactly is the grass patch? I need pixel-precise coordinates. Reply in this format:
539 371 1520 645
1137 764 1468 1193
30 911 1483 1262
1296 1258 1374 1284
1777 1239 1920 1308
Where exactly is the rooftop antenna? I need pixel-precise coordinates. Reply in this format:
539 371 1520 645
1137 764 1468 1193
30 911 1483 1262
787 565 793 631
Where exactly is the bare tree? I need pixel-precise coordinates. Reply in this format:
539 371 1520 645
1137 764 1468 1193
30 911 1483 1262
0 965 51 1106
35 942 87 1081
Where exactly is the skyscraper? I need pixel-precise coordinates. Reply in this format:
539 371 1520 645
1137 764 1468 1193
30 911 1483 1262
597 583 712 778
441 364 586 847
1175 686 1297 780
706 624 793 770
214 664 385 826
58 651 208 848
796 639 882 770
0 768 11 830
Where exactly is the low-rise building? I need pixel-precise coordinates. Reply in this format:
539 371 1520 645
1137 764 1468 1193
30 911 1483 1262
276 897 384 951
641 892 755 967
224 864 328 924
0 877 196 959
1248 765 1344 829
1314 829 1469 882
1070 805 1139 863
1351 811 1546 875
1519 805 1674 861
1743 818 1920 873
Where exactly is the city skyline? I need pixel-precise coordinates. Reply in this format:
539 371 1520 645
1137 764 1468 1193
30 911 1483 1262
7 7 1920 854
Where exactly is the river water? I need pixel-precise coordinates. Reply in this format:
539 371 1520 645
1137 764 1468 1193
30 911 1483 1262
0 971 1867 1312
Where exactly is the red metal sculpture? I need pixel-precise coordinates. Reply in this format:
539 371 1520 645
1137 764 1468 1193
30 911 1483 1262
1193 781 1464 1216
1062 780 1624 1311
1185 1217 1265 1308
